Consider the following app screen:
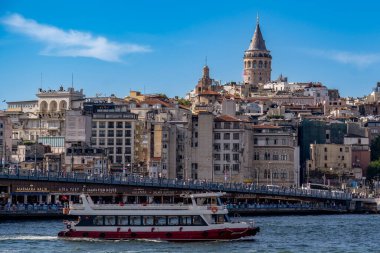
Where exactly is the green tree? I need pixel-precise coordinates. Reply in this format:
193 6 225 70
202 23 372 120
367 160 380 180
370 135 380 161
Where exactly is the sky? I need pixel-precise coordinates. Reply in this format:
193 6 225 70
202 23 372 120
1 0 380 108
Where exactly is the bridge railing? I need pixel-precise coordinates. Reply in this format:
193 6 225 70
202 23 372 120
0 170 352 201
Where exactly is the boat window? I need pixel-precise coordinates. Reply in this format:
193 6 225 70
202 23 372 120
154 216 167 226
105 216 116 226
130 216 141 226
118 216 129 226
143 216 154 226
180 216 192 225
168 216 179 225
93 216 104 226
193 216 206 226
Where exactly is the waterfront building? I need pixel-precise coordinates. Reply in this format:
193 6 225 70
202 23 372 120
87 102 138 174
252 125 299 187
0 112 12 170
65 143 108 174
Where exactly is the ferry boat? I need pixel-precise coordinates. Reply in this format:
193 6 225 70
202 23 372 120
58 192 260 241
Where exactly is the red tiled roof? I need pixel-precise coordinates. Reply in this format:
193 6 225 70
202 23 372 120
215 115 244 122
198 90 220 96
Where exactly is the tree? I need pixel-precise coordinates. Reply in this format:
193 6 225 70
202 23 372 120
367 160 380 180
370 135 380 161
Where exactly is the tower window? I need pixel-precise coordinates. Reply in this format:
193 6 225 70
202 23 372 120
253 61 257 68
258 61 263 68
248 61 251 68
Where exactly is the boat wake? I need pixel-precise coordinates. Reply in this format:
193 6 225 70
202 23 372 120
0 235 58 241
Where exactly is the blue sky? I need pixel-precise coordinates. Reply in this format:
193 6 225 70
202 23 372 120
1 0 380 108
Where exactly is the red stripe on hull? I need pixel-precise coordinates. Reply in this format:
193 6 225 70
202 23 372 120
58 227 259 241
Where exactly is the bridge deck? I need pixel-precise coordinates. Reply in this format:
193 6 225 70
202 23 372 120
0 172 352 201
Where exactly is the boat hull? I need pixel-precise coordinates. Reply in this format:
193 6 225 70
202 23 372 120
58 227 260 241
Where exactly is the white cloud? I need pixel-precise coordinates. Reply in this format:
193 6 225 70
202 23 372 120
1 13 151 62
308 49 380 67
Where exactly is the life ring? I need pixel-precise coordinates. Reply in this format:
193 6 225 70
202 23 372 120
211 206 218 213
66 224 71 229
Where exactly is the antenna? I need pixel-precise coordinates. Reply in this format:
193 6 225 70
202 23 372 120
71 73 74 88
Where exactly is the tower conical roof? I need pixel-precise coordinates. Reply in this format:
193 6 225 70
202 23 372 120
248 22 267 51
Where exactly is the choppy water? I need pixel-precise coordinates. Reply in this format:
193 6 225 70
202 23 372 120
0 215 379 253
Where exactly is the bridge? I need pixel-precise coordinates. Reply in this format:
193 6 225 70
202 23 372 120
0 171 351 203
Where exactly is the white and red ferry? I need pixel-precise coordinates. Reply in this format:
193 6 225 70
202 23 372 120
58 192 260 241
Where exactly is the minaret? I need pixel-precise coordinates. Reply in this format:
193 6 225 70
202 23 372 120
243 15 272 90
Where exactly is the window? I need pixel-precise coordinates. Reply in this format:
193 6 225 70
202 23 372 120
180 216 192 225
282 139 286 145
130 216 141 225
233 164 240 171
108 122 114 128
223 143 230 150
116 130 123 137
108 130 114 137
116 147 122 154
214 153 220 160
105 216 116 226
264 152 270 160
118 216 129 226
324 147 327 152
233 154 239 161
99 122 106 128
194 132 198 138
232 143 239 151
254 138 258 145
168 216 179 225
116 139 123 145
224 122 231 129
215 122 222 129
214 143 220 151
99 130 105 137
93 216 103 225
340 148 343 152
224 133 230 140
193 216 205 226
143 216 154 226
254 152 260 160
125 139 131 145
107 139 114 145
125 122 131 128
116 156 122 163
342 156 345 160
125 130 131 137
233 133 239 140
223 154 230 161
324 155 327 160
280 154 288 161
117 122 123 128
266 138 269 145
99 138 105 145
214 133 221 140
154 216 167 226
273 154 279 160
214 164 221 171
233 123 239 129
274 139 277 145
